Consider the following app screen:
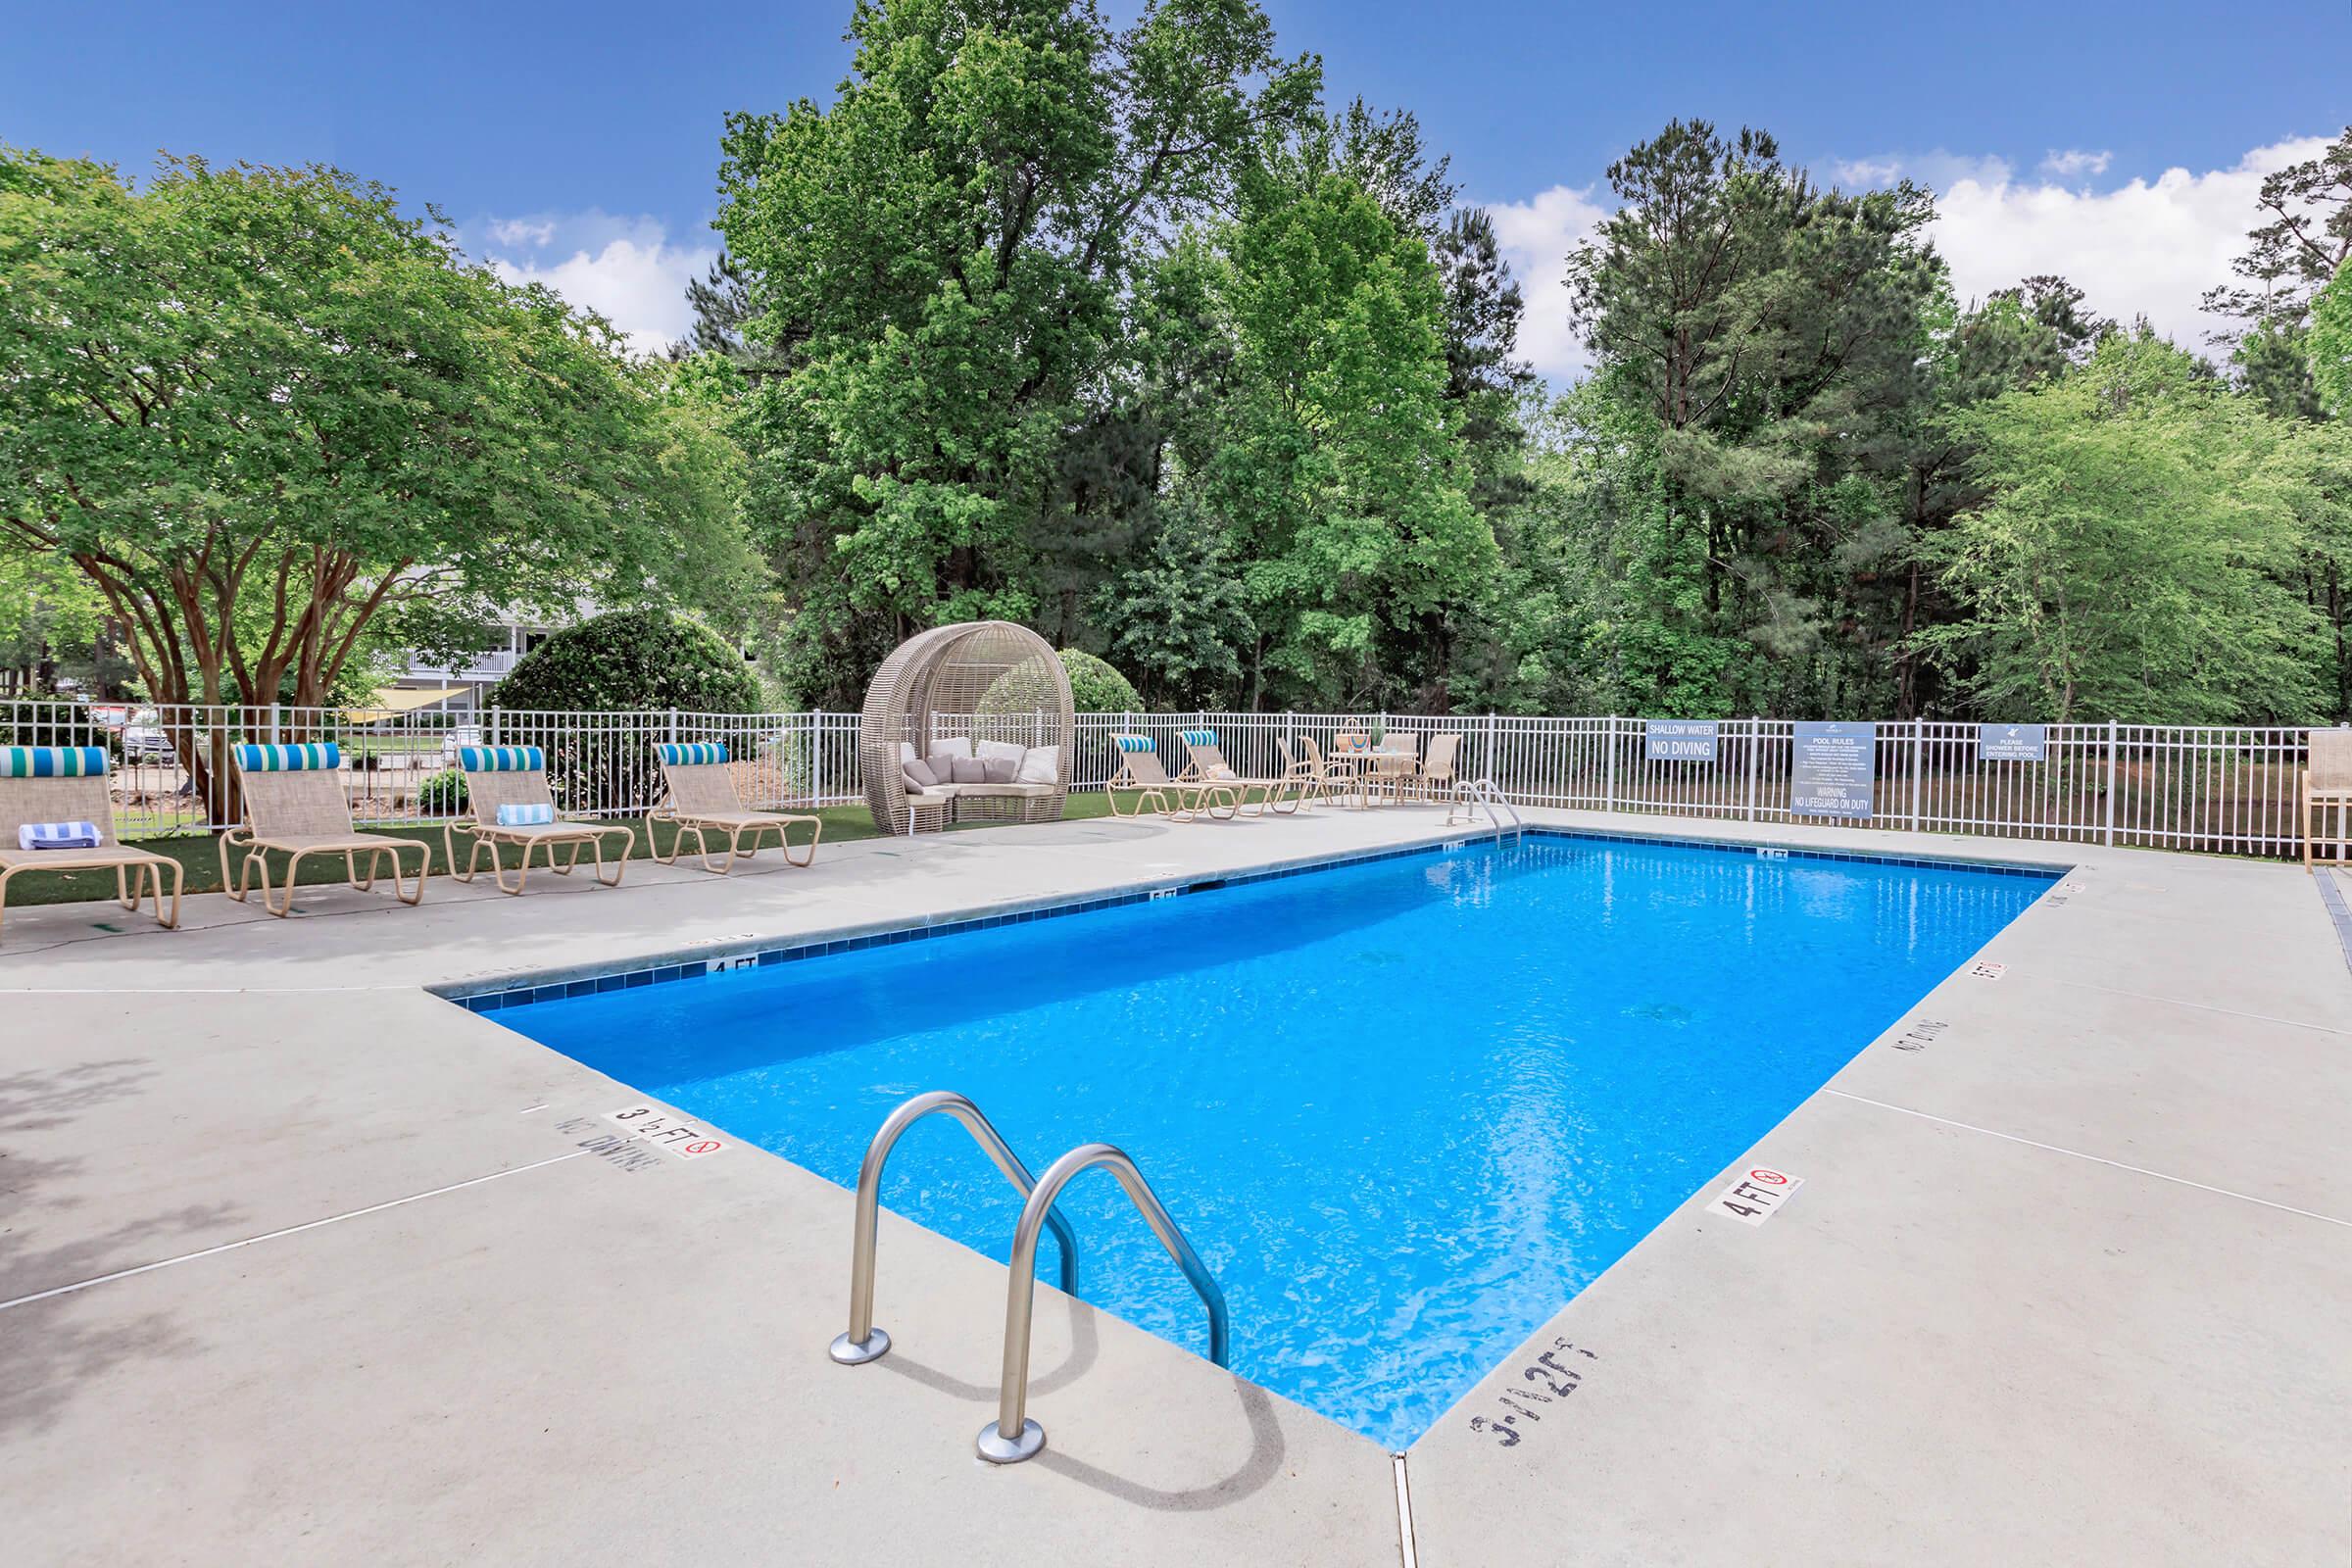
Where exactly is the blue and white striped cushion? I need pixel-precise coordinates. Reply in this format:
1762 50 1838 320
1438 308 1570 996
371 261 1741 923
458 745 545 772
233 742 339 772
18 820 102 851
657 742 730 766
1113 735 1155 754
495 802 556 826
1181 729 1217 747
2 746 109 778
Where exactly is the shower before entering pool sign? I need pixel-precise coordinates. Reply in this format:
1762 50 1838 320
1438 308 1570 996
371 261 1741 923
1709 1167 1802 1225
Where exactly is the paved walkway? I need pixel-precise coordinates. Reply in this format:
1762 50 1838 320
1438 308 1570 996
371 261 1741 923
1 806 2345 1566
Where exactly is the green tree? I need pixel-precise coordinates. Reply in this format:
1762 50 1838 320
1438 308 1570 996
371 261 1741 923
716 0 1317 707
1917 333 2323 723
2313 259 2352 417
0 149 754 757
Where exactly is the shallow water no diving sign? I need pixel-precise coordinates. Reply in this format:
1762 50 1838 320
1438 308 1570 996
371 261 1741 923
604 1104 727 1159
1709 1166 1802 1225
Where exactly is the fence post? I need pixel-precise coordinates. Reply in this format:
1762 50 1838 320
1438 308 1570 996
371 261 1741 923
810 713 825 807
666 708 680 747
1909 718 1924 830
267 703 282 746
1485 710 1497 791
1745 717 1760 821
1603 715 1619 813
2104 719 2119 846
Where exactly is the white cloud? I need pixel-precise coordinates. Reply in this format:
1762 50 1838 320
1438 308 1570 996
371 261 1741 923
1486 134 2328 380
466 211 718 357
1483 182 1612 379
1923 135 2329 349
2039 148 2113 179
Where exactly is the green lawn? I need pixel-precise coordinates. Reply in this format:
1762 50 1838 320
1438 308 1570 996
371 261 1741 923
1 793 1129 907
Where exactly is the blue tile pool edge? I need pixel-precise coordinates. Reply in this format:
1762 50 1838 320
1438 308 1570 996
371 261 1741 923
432 826 2071 1016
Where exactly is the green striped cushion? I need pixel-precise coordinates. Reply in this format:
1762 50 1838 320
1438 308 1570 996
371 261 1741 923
458 745 545 772
2 745 109 778
1181 729 1217 746
1114 735 1155 754
234 742 339 772
658 742 729 765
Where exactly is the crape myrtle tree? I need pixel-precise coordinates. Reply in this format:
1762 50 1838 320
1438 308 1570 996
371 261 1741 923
716 0 1319 708
0 149 756 806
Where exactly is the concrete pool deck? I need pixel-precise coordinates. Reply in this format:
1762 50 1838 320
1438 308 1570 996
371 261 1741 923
0 806 2345 1565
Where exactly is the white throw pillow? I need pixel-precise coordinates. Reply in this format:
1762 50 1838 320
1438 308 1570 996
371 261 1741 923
976 738 1026 766
1016 745 1059 784
928 735 974 760
899 741 916 766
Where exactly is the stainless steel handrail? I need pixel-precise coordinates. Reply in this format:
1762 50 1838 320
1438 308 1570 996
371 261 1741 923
1445 776 1524 841
828 1091 1079 1366
977 1142 1229 1464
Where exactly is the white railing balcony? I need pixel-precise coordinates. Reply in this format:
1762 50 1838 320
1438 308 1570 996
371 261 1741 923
401 649 521 684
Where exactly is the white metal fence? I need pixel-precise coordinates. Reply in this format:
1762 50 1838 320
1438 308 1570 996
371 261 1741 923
1 702 2324 858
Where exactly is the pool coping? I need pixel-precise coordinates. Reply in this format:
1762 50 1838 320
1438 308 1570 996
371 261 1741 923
435 823 2070 1013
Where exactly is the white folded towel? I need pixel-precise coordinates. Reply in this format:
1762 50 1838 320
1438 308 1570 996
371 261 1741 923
20 821 102 851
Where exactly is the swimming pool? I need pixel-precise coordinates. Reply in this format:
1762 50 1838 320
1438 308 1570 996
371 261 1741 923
495 832 2055 1447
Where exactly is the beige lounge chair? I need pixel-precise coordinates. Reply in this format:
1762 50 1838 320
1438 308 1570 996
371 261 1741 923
650 741 821 873
445 745 633 895
1179 729 1300 816
221 742 426 917
0 746 181 941
1105 735 1241 821
2303 729 2352 870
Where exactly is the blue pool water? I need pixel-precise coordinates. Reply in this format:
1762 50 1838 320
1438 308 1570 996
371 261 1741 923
497 834 2052 1447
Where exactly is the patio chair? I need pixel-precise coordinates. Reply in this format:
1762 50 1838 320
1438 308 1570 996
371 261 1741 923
650 742 822 874
445 745 633 895
2303 729 2352 870
1413 733 1463 803
1272 739 1334 810
1178 729 1301 816
0 746 182 942
1105 735 1242 821
221 742 427 917
1300 736 1366 809
1365 732 1421 804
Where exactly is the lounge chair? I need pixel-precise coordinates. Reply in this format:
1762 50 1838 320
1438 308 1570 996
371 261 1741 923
445 745 633 895
1273 739 1336 810
650 741 822 873
221 742 426 917
1105 735 1242 821
0 745 181 941
2304 729 2352 870
1178 729 1300 816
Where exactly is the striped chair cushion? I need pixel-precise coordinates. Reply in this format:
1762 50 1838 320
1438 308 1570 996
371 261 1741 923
18 820 102 850
1181 729 1217 747
495 802 557 826
658 742 730 766
233 742 339 772
2 745 109 778
458 745 545 772
1113 735 1156 754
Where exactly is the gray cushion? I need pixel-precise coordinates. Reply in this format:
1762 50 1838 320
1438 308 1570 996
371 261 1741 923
951 757 988 784
905 757 941 787
982 757 1018 784
900 767 929 795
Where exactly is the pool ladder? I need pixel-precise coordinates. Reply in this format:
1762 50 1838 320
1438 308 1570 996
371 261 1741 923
1446 776 1525 842
827 1090 1230 1466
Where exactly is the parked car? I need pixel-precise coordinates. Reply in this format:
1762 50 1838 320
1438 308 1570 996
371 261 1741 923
120 712 175 761
441 724 484 761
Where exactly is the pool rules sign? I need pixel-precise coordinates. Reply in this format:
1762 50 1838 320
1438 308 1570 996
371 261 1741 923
1790 721 1876 818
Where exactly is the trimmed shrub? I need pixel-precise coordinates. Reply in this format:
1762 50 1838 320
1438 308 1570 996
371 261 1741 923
1059 650 1140 714
489 609 759 715
416 767 467 815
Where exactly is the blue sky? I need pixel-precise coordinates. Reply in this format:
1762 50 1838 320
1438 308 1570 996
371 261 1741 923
8 0 2348 372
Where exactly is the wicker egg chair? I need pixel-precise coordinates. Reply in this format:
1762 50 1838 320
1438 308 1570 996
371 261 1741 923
860 621 1075 834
